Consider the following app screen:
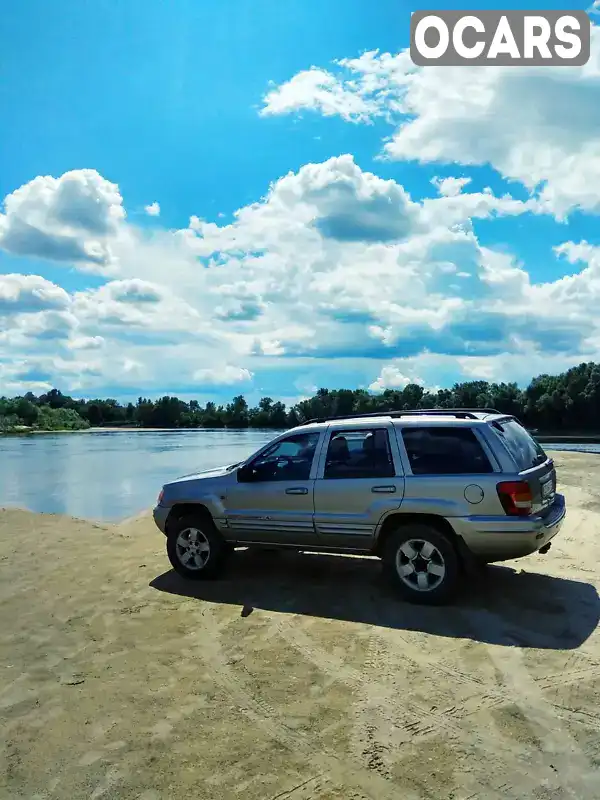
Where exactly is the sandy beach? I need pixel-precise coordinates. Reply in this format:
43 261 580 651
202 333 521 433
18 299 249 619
2 451 600 799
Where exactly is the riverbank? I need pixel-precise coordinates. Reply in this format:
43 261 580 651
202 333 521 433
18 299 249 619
4 425 600 444
537 434 600 444
2 451 600 798
0 425 281 435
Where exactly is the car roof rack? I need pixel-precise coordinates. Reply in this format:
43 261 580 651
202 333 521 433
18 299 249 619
300 408 503 425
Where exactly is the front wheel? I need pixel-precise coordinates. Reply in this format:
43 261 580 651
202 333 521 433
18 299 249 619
382 525 461 605
166 514 228 580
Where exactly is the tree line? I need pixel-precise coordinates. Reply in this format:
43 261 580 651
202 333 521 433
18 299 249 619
2 361 600 433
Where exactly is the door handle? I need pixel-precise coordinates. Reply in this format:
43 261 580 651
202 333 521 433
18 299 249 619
371 485 396 493
285 487 309 495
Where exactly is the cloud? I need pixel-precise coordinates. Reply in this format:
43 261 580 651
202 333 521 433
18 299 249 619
420 189 537 229
193 365 254 385
260 51 412 122
191 155 423 251
66 335 105 351
1 154 600 397
214 298 265 321
260 68 382 122
71 279 204 334
261 26 600 218
0 274 70 313
145 202 160 217
18 310 78 341
104 279 165 304
0 169 124 268
432 176 472 197
369 366 423 392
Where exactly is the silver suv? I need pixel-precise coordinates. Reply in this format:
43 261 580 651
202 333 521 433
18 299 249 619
153 409 566 604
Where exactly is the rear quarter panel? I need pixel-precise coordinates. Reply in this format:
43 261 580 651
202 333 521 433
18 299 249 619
392 423 508 518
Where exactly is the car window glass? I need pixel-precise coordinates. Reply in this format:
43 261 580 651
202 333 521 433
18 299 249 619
246 432 320 482
491 419 547 470
324 428 395 479
401 427 493 475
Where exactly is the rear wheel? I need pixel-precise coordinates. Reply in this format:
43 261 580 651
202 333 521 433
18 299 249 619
166 513 228 580
382 524 461 605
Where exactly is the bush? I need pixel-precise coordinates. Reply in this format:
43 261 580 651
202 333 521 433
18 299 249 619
35 406 90 431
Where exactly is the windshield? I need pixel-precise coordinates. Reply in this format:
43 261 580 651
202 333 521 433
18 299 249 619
492 419 548 471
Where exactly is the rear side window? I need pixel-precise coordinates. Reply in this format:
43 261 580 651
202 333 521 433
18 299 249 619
490 419 547 471
401 427 494 475
324 428 395 479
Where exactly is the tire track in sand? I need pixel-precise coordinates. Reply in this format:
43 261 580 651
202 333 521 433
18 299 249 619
464 608 599 799
185 605 417 800
267 611 600 797
266 615 535 794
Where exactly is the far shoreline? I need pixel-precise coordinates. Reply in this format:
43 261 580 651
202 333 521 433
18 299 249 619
1 425 287 435
3 426 600 446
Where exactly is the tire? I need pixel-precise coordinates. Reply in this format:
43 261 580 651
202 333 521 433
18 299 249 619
166 513 228 580
382 524 461 605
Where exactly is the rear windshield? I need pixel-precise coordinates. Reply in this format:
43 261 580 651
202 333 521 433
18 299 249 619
491 419 547 471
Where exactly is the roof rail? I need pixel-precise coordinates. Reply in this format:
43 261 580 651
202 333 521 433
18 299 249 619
299 408 503 425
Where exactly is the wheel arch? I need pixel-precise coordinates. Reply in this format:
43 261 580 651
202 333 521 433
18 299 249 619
374 512 462 557
165 503 215 534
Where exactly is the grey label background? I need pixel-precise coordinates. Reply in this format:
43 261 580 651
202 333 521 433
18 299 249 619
410 10 590 66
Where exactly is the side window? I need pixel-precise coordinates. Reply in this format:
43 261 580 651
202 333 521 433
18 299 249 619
401 427 493 475
324 428 395 479
244 432 320 482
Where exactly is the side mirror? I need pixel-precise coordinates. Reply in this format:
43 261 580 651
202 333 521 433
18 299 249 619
237 465 253 483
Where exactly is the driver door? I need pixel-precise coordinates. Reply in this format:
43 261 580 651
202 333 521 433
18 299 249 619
223 431 323 545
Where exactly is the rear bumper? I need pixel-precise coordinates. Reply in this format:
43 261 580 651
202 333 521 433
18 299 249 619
452 493 566 562
153 504 170 535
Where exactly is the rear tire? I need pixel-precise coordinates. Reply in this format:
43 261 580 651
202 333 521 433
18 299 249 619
166 513 228 580
382 524 461 605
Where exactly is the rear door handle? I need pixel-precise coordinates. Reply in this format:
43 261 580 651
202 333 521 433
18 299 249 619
286 487 309 495
371 485 396 493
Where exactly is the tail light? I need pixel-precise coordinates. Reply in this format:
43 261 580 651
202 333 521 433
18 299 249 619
157 488 164 505
496 481 533 516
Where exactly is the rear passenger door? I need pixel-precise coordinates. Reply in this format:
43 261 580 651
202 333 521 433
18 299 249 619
397 425 500 516
313 425 405 549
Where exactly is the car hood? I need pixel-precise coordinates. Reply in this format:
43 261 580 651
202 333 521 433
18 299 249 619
169 463 239 484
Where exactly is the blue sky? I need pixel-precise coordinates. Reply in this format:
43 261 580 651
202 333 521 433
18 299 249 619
1 0 600 404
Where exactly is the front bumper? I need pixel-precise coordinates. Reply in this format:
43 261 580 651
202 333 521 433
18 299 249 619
153 504 170 535
453 493 566 562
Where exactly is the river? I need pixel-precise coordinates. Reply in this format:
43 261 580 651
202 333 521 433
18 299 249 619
0 429 277 522
0 430 598 522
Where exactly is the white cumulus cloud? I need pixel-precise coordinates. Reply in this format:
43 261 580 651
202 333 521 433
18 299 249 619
369 366 423 392
0 169 124 268
144 202 160 217
0 152 599 397
261 25 600 218
432 177 472 198
0 274 70 313
193 365 254 385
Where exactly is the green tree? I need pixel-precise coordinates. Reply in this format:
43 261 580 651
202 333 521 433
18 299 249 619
224 395 249 428
14 398 39 426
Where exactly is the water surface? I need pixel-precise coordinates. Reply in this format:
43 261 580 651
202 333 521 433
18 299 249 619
0 431 597 522
0 429 277 522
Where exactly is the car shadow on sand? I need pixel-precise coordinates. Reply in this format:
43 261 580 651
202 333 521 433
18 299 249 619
150 549 600 650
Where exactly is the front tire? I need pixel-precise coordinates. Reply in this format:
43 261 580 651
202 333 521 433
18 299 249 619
166 514 228 580
382 524 461 605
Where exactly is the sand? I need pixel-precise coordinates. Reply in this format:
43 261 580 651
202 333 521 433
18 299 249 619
1 451 600 799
